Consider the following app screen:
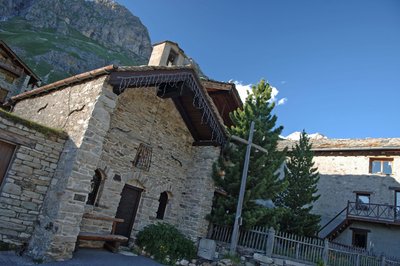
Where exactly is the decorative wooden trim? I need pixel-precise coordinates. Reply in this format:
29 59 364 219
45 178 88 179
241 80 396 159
0 128 35 148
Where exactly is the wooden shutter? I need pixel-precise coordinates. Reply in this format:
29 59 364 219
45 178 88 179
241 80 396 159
0 140 16 184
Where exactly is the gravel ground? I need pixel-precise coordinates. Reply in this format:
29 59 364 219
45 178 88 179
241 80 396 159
0 248 163 266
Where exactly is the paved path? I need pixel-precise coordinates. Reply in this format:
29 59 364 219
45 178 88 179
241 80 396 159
0 248 163 266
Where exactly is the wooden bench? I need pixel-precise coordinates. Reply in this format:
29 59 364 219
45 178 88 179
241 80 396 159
78 213 128 252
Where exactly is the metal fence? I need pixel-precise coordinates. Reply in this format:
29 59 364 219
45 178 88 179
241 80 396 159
209 224 400 266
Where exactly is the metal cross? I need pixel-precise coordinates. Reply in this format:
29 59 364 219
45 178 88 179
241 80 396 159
229 121 269 253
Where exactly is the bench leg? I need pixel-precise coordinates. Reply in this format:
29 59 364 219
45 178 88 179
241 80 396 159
104 241 120 253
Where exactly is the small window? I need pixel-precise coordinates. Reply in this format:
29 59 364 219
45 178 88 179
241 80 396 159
86 169 105 205
156 191 169 220
356 193 370 210
352 229 368 249
370 158 393 175
0 140 16 185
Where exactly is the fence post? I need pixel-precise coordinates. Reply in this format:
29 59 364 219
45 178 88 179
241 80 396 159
323 239 329 265
356 254 360 266
207 223 214 239
381 255 386 266
266 227 275 257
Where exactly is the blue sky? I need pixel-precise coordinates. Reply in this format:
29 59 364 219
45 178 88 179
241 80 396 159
118 0 400 139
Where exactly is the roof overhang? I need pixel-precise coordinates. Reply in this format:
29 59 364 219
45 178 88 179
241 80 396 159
107 66 227 146
10 65 228 146
0 41 40 83
201 79 242 127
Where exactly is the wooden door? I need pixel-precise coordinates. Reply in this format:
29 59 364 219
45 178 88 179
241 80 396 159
0 140 16 185
114 185 142 241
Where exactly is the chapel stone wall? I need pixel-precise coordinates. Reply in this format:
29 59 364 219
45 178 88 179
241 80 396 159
80 87 219 243
12 76 118 261
0 115 66 246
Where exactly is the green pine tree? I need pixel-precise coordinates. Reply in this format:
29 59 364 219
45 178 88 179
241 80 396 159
278 130 321 236
207 79 287 228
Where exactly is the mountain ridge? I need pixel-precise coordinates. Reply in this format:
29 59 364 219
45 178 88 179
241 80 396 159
0 0 152 84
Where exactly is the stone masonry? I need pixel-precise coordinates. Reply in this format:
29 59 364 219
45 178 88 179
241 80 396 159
0 114 66 246
12 76 117 260
313 155 400 227
9 72 221 260
80 87 219 243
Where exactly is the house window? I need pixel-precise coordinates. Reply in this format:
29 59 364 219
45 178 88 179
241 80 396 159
351 228 369 249
0 140 16 186
370 158 393 175
156 191 169 219
0 88 8 103
86 169 105 205
356 193 370 210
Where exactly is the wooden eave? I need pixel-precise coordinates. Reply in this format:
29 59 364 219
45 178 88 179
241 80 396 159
108 67 227 146
0 41 40 83
202 80 242 127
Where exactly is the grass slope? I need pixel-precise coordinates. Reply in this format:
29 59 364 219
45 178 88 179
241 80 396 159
0 18 147 84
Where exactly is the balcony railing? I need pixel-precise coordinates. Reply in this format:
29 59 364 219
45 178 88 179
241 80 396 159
347 201 400 223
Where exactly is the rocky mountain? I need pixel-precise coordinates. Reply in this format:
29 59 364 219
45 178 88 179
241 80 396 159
0 0 152 84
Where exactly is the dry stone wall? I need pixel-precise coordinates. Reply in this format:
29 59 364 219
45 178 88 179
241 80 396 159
0 115 66 246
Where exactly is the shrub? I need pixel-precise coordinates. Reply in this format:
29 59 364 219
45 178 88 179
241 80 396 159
136 223 196 265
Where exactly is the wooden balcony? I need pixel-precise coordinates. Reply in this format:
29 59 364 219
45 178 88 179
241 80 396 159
347 201 400 225
0 58 23 76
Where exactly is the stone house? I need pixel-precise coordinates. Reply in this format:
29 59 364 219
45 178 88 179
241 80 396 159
0 41 241 261
0 41 40 103
280 138 400 257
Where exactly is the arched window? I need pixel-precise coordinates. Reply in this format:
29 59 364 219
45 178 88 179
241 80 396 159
86 169 104 205
156 191 169 219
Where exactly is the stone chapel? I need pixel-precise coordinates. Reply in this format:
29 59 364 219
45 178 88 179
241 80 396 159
0 41 241 261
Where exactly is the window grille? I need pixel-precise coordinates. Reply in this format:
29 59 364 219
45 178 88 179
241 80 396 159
133 143 152 171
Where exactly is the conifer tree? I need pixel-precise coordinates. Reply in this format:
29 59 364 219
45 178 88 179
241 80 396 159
278 130 321 236
208 80 286 228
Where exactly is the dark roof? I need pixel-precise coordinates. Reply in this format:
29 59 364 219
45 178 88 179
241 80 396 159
0 41 40 83
278 138 400 152
11 65 116 102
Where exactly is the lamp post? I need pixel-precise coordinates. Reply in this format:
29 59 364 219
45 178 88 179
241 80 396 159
229 121 268 254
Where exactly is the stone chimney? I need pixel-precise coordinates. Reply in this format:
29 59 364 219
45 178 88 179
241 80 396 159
148 41 189 67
